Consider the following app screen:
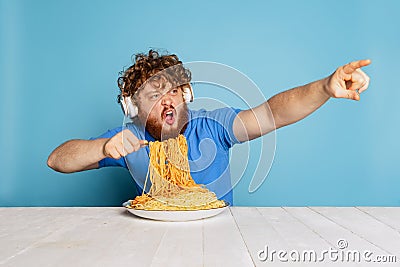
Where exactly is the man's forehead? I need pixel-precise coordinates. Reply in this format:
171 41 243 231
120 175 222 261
140 80 174 94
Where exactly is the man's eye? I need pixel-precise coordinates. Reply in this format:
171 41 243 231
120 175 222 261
150 94 160 100
170 89 179 95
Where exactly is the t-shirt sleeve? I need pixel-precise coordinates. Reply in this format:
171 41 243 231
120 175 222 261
89 126 127 168
206 107 242 150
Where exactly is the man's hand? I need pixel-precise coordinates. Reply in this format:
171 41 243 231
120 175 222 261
325 59 371 101
103 129 147 159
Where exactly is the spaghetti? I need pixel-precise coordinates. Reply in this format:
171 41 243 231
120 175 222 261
126 135 226 211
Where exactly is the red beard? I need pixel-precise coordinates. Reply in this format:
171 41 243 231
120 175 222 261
141 104 189 141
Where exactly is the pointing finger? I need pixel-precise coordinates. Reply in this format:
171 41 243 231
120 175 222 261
343 59 371 74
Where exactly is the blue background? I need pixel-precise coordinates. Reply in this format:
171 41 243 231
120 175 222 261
1 0 399 206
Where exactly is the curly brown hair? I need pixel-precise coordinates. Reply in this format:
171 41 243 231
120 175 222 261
117 50 192 98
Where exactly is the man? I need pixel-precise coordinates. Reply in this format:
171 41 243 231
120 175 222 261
47 50 371 204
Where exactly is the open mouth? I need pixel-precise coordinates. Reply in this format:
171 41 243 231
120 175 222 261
162 108 176 125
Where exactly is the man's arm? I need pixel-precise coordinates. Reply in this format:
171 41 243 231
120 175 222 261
47 129 147 173
233 59 371 142
47 139 106 173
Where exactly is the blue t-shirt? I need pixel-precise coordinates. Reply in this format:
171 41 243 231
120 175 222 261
92 107 241 204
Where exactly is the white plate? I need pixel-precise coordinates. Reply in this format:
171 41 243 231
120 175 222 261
123 201 229 222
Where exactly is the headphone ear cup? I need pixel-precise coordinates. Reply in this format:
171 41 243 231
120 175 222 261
119 95 129 116
183 86 194 103
120 95 138 118
125 96 138 118
127 103 138 118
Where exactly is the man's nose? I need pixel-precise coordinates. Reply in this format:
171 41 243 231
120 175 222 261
161 94 172 106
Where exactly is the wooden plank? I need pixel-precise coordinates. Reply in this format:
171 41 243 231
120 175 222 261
0 208 87 264
1 208 168 267
230 207 289 257
102 208 171 266
203 208 254 267
231 207 293 266
148 219 203 267
285 207 391 265
358 207 400 232
256 207 330 249
257 207 355 267
231 207 366 266
312 207 400 260
231 207 310 267
84 208 169 267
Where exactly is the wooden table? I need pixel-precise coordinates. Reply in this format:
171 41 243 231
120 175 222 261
0 207 399 266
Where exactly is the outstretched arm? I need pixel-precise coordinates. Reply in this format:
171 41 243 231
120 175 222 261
233 59 371 142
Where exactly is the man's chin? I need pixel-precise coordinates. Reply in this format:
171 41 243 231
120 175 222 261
160 126 181 140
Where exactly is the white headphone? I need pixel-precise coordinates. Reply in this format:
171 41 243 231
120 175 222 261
118 85 194 119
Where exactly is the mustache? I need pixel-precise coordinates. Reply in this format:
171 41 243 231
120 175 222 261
161 105 175 113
